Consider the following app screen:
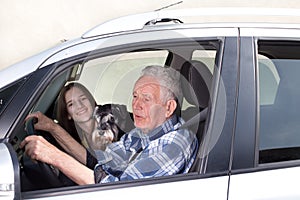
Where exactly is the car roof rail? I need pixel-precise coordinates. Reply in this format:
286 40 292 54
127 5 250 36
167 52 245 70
82 11 160 38
145 18 183 26
82 7 300 38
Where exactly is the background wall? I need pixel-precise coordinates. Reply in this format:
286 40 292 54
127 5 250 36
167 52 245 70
1 0 300 71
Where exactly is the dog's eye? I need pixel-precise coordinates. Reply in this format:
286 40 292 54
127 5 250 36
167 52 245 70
110 117 115 122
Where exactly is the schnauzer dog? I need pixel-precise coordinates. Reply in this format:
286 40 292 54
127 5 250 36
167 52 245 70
91 104 120 150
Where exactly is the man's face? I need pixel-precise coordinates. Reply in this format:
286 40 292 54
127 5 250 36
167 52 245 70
132 76 168 133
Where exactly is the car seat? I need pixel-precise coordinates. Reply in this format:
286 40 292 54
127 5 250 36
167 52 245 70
180 60 212 173
180 60 212 140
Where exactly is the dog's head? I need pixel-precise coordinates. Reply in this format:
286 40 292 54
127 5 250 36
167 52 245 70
91 105 119 150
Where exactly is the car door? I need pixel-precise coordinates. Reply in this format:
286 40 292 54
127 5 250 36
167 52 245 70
0 63 55 200
229 27 300 199
2 26 239 199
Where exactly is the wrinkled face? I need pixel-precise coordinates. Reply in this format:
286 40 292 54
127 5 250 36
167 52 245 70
132 76 168 134
65 87 94 123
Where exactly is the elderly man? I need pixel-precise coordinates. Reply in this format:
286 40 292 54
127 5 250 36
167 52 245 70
21 65 198 185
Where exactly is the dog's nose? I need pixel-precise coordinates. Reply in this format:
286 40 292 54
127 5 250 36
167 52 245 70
98 130 105 136
100 123 109 130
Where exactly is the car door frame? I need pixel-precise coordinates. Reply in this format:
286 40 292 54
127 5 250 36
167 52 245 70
229 27 300 200
2 27 240 199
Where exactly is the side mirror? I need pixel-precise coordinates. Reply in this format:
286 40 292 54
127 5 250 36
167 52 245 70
0 143 20 199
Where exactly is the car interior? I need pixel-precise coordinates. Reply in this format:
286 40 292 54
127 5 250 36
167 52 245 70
10 41 218 192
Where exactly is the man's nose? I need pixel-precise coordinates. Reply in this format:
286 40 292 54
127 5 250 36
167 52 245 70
133 98 142 110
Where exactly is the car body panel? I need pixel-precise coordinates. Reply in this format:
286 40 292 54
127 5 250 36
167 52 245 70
42 27 238 68
22 176 229 200
229 167 300 200
0 143 15 199
232 36 256 170
240 27 300 37
0 38 83 90
0 143 21 200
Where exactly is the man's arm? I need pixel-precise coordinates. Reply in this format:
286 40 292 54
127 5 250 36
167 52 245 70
20 135 94 185
49 123 87 164
25 112 87 164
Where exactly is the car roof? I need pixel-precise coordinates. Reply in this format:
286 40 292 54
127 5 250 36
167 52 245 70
82 7 300 38
2 7 300 89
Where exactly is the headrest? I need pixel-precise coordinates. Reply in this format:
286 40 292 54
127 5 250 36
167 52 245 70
104 103 135 133
180 60 212 109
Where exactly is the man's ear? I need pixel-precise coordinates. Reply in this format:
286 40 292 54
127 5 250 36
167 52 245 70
165 99 177 118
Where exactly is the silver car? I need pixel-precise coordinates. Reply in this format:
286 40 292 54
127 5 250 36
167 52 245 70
1 8 300 200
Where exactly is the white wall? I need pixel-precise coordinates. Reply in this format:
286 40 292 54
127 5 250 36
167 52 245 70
1 0 300 71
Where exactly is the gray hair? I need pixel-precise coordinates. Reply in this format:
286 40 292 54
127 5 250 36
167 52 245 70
141 65 182 104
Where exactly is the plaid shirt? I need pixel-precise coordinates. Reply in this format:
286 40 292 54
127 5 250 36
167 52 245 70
94 115 198 183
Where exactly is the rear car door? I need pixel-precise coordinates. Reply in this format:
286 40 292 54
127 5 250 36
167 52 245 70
229 27 300 199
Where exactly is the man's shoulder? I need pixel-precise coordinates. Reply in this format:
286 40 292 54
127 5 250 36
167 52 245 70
163 127 197 144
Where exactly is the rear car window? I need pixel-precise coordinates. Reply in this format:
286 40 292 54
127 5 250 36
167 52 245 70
258 40 300 164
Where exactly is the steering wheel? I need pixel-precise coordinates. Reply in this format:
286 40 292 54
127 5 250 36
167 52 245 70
22 117 64 188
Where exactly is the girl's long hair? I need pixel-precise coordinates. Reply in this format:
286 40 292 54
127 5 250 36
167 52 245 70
56 82 97 143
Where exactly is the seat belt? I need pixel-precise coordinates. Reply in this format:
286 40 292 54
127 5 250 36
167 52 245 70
179 107 208 131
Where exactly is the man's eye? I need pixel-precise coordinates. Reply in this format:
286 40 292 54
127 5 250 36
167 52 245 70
144 95 152 102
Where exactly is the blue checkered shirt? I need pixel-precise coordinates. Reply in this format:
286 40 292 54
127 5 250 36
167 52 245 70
94 115 198 183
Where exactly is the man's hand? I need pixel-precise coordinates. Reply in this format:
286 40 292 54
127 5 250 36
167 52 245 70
25 111 57 133
20 135 59 165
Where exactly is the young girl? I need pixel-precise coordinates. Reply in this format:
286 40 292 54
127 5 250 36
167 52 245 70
25 82 98 169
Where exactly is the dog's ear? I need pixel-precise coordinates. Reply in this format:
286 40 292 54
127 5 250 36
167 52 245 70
111 104 127 120
93 106 100 120
111 104 134 133
99 104 134 135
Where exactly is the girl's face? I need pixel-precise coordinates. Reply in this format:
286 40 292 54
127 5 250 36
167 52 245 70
65 87 94 123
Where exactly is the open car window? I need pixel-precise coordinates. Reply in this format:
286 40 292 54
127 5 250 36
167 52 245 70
78 50 169 109
18 40 221 192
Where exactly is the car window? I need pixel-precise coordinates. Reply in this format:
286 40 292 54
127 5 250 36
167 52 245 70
77 50 168 111
258 40 300 164
76 49 217 112
192 49 216 74
258 55 280 106
18 40 221 193
0 78 26 115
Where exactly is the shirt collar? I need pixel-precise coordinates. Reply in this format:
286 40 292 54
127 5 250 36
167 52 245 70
147 114 179 140
133 115 179 148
